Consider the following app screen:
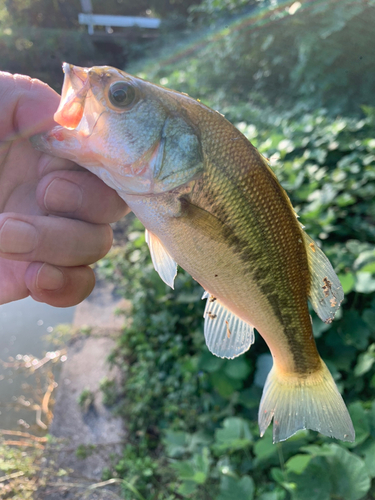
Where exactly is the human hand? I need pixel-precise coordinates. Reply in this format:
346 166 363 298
0 72 129 307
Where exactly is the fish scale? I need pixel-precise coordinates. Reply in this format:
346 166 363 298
32 63 355 443
188 122 317 373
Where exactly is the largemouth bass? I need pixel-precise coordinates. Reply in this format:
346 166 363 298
33 63 355 443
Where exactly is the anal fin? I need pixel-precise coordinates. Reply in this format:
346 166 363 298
202 291 254 359
145 229 177 289
302 232 344 324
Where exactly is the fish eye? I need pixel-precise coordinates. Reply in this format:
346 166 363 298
108 81 136 108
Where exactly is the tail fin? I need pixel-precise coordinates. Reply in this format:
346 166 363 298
258 360 355 443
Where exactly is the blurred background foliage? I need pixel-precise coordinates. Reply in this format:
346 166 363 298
1 0 375 498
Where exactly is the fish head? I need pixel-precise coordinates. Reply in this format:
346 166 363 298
33 63 203 196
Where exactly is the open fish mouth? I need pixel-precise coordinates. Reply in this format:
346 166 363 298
31 63 101 159
49 62 104 139
54 63 91 130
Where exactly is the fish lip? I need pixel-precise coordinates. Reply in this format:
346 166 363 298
62 62 89 90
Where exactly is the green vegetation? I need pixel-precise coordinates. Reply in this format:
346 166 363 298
100 377 119 407
0 443 43 498
77 388 95 411
136 0 375 116
75 443 96 460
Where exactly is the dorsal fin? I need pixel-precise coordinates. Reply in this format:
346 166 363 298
202 291 255 359
302 232 344 323
145 229 177 289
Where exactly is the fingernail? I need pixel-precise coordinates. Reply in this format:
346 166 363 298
36 263 65 291
0 219 38 254
44 178 83 213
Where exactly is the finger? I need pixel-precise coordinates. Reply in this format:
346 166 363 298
36 170 130 223
37 153 82 177
25 262 95 307
0 259 29 305
0 72 59 140
0 213 113 266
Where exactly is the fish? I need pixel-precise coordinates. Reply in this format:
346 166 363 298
32 63 355 443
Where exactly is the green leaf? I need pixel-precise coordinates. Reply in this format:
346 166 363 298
253 430 278 464
238 387 261 409
359 439 375 478
214 417 253 451
193 447 211 477
340 310 370 349
327 444 371 500
353 250 375 271
361 261 375 273
256 492 286 500
199 351 224 373
285 454 312 474
217 475 254 500
288 456 331 500
177 480 197 497
171 449 210 485
363 309 375 331
353 345 375 377
344 402 370 448
355 272 375 293
369 401 375 435
171 461 195 480
163 430 188 457
338 272 355 294
187 432 213 454
300 444 336 457
271 467 285 484
192 471 206 484
210 371 242 398
224 357 251 380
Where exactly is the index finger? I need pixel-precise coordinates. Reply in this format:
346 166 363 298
0 72 59 141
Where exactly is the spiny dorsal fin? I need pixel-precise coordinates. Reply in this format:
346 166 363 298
302 232 344 324
202 291 254 359
145 229 177 289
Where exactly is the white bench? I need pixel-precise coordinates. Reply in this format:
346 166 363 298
79 0 160 35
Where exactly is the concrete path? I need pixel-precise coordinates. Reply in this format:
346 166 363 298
36 279 129 500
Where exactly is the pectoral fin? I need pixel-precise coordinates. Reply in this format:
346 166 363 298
180 198 231 243
202 291 254 359
145 229 177 289
302 232 344 323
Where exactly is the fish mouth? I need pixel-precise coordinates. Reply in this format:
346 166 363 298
54 63 91 131
53 63 103 137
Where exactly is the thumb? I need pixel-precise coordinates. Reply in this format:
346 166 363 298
0 72 60 141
